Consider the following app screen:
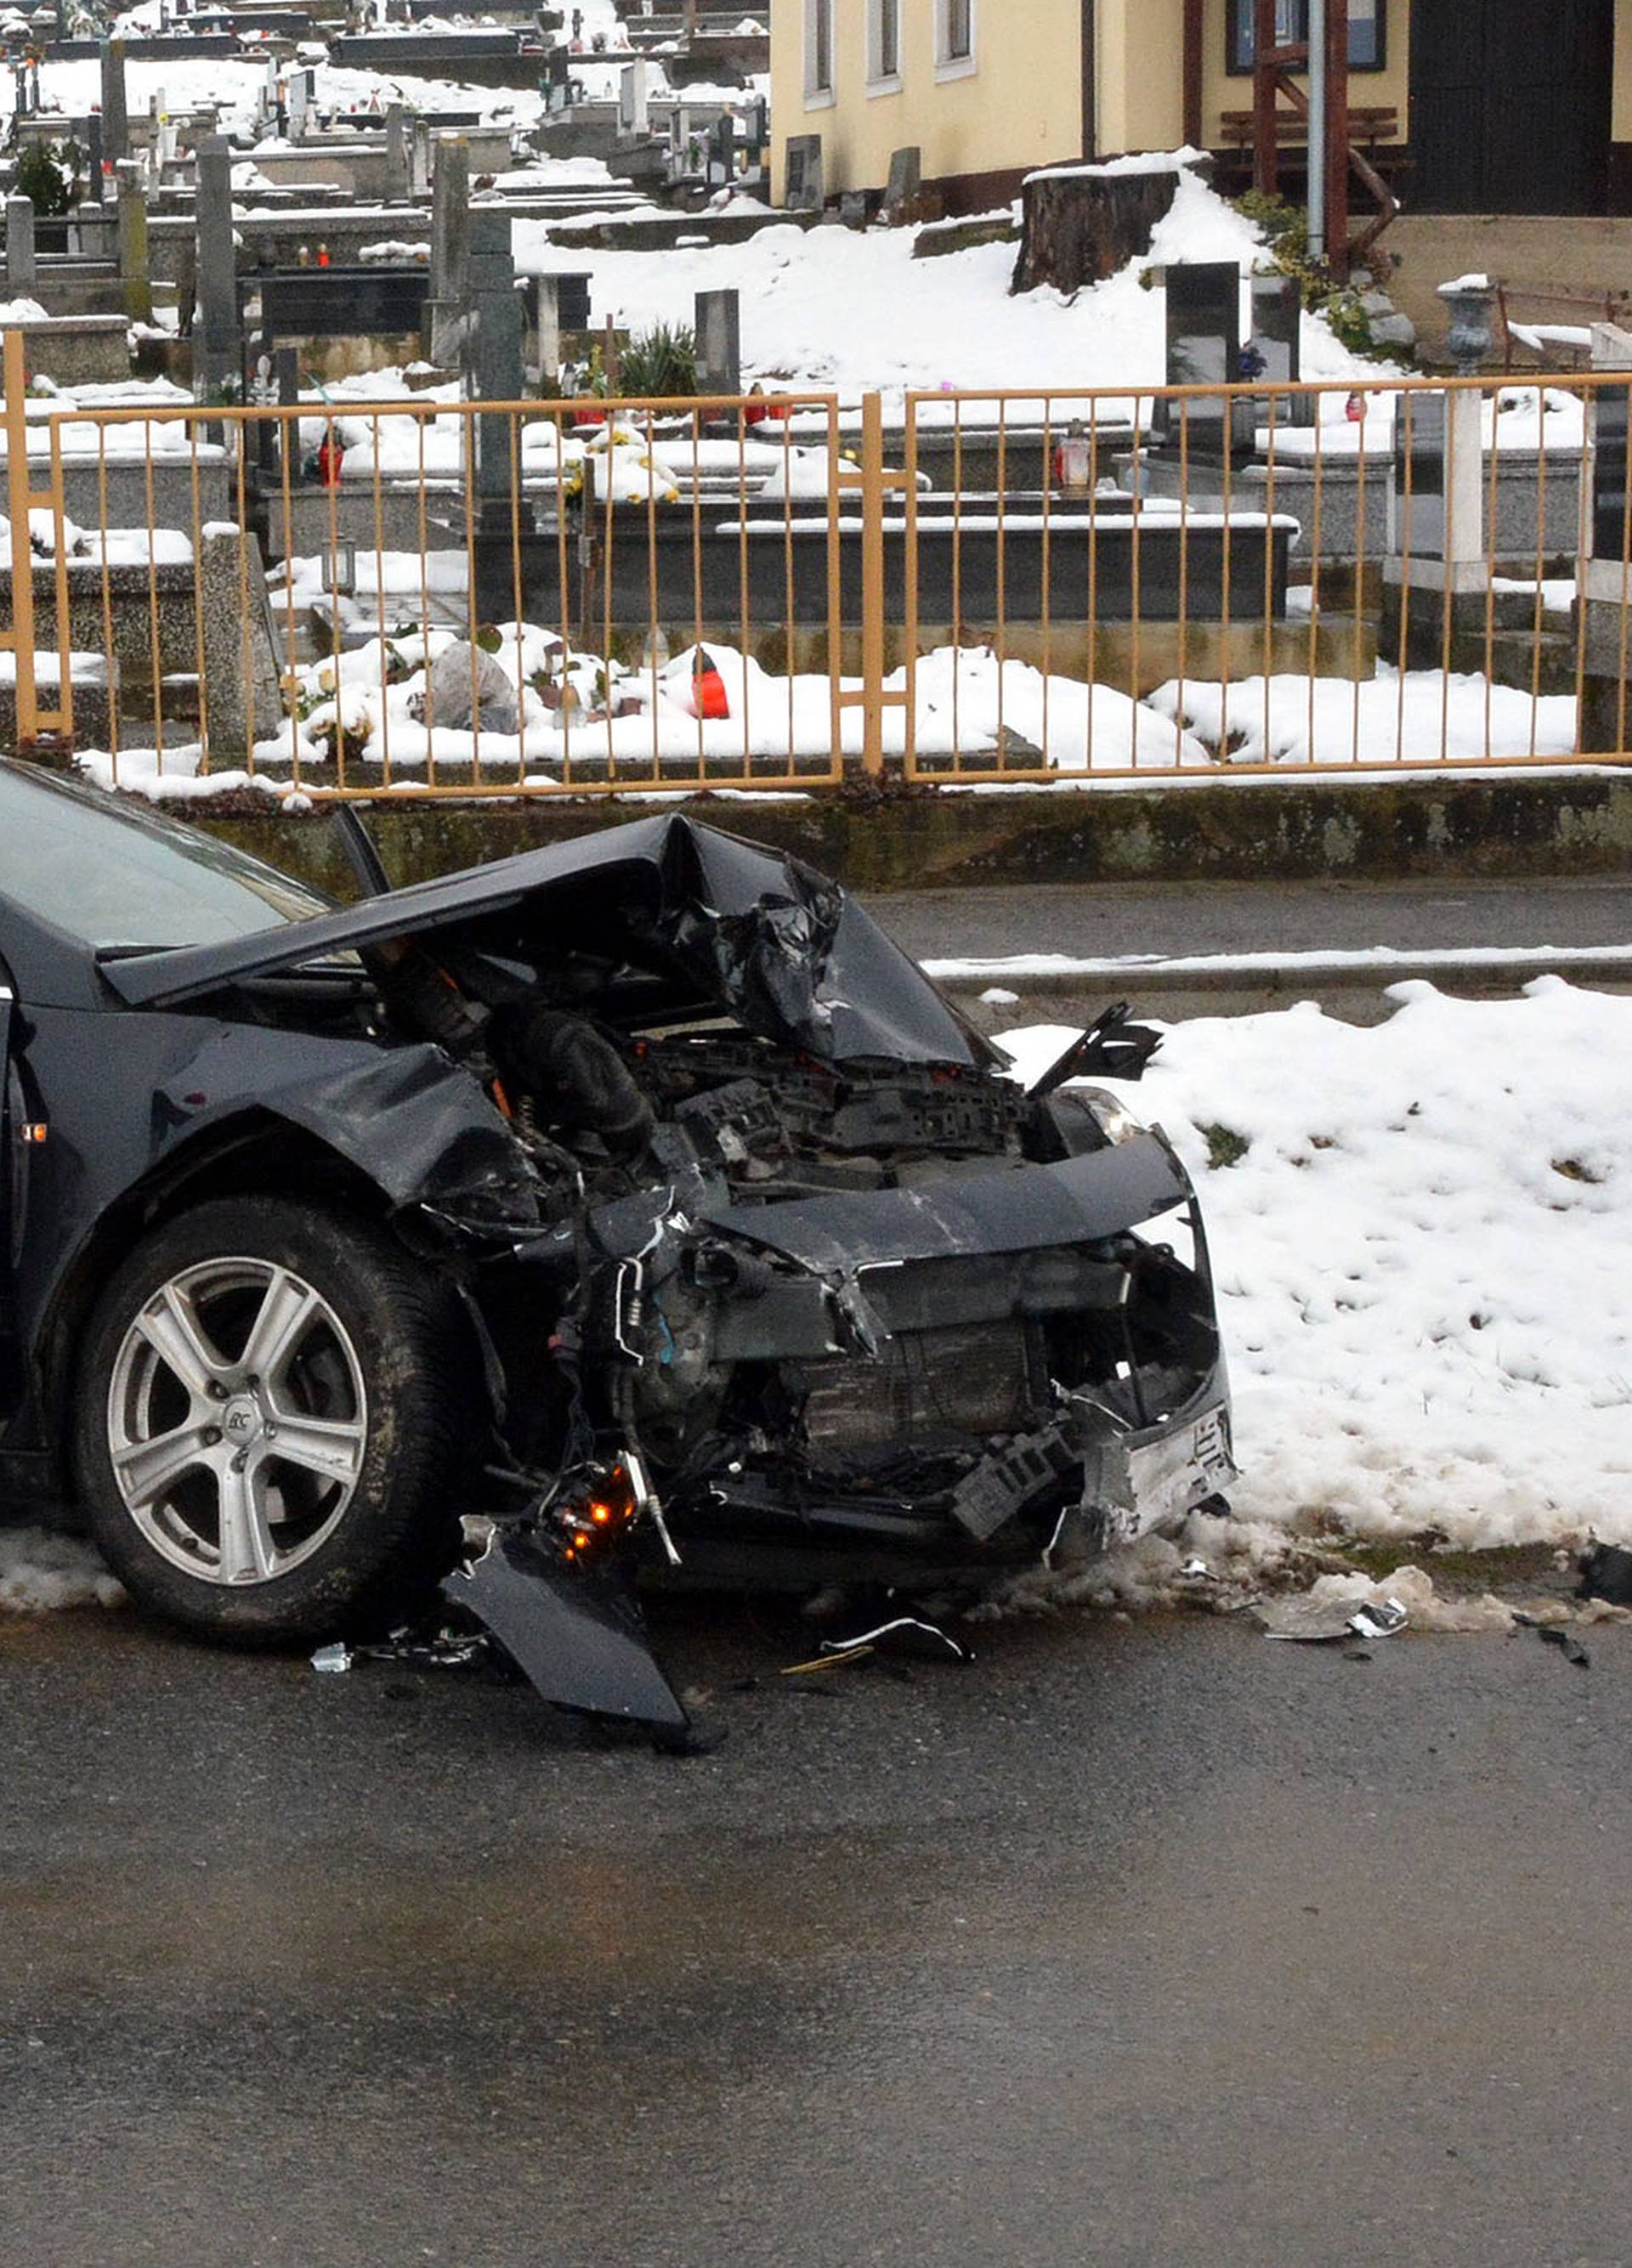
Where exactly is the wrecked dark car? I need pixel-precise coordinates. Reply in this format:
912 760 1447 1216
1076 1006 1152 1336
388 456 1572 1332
0 763 1234 1734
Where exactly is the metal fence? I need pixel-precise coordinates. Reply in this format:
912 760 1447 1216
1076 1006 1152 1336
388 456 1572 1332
4 344 1632 797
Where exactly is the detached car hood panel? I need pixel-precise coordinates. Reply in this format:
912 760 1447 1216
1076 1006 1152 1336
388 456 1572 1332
101 816 985 1070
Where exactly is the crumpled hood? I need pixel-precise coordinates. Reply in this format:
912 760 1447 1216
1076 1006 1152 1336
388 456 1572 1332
100 815 989 1070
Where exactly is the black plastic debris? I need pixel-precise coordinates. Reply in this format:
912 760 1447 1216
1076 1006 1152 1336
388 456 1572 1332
441 1524 694 1744
1578 1542 1632 1608
1537 1625 1591 1669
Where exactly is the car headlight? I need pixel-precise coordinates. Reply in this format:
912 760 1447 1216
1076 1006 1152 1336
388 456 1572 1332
1080 1086 1145 1145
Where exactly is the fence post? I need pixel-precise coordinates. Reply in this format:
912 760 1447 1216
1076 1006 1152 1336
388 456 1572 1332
858 392 887 778
3 328 39 750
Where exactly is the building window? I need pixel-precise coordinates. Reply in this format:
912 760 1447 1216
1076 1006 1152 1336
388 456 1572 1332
1227 0 1386 73
804 0 835 103
868 0 902 88
935 0 976 79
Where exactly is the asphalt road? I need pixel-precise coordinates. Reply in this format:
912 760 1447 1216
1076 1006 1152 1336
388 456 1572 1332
866 873 1632 966
4 1596 1629 2268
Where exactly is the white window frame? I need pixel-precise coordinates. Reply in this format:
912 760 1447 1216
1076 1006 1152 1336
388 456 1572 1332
804 0 836 106
935 0 977 82
866 0 904 93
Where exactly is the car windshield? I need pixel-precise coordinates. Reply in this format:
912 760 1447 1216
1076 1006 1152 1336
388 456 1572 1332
0 765 329 952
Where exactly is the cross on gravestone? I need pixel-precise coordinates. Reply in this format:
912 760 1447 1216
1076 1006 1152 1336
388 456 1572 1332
522 274 561 387
1159 261 1248 464
99 38 129 166
194 134 241 400
783 133 823 212
116 159 153 323
5 195 37 295
423 134 471 364
382 102 410 199
617 57 649 138
882 145 921 225
694 287 740 395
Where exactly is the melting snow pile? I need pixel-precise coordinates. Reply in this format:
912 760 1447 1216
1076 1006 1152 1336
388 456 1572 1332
0 1529 124 1613
1000 979 1632 1561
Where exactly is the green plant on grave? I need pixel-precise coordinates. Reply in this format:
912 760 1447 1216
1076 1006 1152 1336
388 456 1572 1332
14 138 84 218
1231 189 1402 365
616 322 699 399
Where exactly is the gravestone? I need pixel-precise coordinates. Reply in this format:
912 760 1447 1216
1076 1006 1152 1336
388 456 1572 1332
882 144 921 225
1248 271 1312 427
694 287 740 395
99 38 129 165
617 57 649 137
707 114 735 188
5 195 37 294
1574 323 1632 749
116 160 152 323
193 134 241 400
1380 384 1487 667
286 65 311 139
87 113 104 201
466 208 523 509
423 134 471 363
556 271 591 331
198 525 286 761
1159 262 1245 463
784 133 823 212
383 102 410 199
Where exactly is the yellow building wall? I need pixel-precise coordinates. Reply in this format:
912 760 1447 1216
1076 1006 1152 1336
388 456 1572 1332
1096 0 1186 155
771 0 1085 203
770 0 1427 203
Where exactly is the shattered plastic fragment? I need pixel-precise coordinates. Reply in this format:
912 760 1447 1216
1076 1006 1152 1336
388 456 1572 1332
311 1642 353 1674
1255 1592 1409 1643
1347 1598 1408 1640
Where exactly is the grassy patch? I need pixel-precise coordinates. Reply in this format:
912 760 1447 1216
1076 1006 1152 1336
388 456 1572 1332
1200 1122 1250 1170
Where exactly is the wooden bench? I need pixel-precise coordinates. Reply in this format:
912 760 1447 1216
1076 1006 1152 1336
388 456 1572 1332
1218 105 1402 155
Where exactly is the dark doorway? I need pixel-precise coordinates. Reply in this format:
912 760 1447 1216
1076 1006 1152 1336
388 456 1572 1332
1410 0 1614 212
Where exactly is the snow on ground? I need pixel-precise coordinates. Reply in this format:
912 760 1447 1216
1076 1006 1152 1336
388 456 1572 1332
0 1529 124 1613
999 980 1632 1565
1148 665 1578 765
513 169 1389 410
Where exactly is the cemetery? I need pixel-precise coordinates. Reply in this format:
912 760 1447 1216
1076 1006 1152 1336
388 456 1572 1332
0 12 1624 791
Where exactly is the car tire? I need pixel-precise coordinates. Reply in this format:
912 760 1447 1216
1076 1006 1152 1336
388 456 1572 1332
73 1196 473 1645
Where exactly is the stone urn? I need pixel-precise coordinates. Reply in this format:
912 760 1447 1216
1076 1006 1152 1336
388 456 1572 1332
1437 275 1498 376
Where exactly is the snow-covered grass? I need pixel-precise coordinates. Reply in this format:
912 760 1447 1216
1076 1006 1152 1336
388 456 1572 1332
1149 666 1578 766
1000 980 1632 1561
513 167 1390 412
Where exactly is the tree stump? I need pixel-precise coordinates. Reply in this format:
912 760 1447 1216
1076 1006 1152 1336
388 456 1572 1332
1012 158 1193 296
